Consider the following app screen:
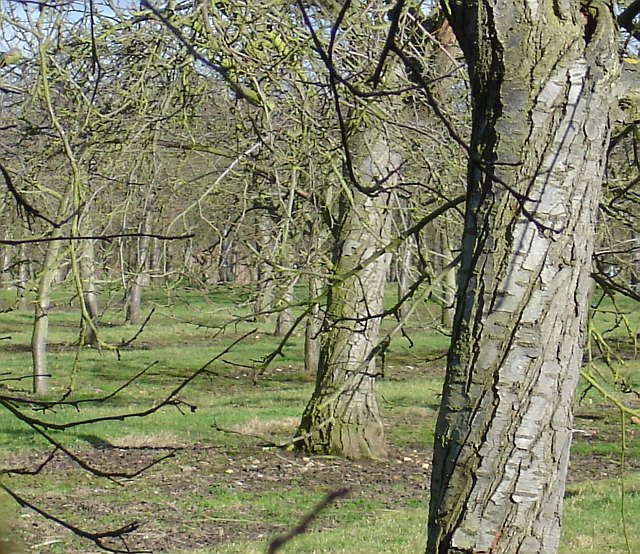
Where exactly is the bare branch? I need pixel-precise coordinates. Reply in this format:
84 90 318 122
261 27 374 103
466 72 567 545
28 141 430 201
618 0 640 39
0 232 194 246
0 484 148 554
0 162 60 229
0 330 253 432
267 488 351 553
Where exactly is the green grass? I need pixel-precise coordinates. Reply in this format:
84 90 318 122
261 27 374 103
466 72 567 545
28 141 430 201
1 284 639 553
185 508 426 554
561 474 640 554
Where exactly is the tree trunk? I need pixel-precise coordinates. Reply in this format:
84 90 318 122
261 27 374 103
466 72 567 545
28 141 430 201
274 275 298 337
254 214 276 322
31 237 64 395
395 196 416 324
125 213 152 325
427 2 619 553
1 238 12 290
17 243 30 311
149 237 164 281
217 236 234 283
304 272 322 374
254 271 275 322
297 127 399 460
125 276 143 325
439 224 456 329
80 239 99 347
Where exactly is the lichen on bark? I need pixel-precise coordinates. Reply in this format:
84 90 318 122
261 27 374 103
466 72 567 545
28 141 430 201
427 1 620 552
297 126 400 461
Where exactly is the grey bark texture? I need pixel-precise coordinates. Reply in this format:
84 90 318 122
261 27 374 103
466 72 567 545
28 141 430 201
297 126 400 460
31 234 65 394
427 2 619 553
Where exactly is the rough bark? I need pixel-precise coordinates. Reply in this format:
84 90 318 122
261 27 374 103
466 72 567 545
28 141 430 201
297 127 399 460
427 2 619 553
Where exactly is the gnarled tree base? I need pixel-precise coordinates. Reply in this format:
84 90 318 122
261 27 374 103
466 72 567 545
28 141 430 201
297 377 387 460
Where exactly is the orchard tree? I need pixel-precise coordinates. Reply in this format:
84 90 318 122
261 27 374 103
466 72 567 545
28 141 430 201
424 0 639 553
293 0 423 459
0 0 216 391
140 4 465 463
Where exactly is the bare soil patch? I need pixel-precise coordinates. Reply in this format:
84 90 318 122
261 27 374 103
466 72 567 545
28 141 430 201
5 432 639 553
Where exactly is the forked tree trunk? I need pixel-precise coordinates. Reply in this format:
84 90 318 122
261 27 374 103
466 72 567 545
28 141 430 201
297 127 399 460
427 2 619 553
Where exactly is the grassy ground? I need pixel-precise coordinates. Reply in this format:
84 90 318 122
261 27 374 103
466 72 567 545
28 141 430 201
0 285 639 553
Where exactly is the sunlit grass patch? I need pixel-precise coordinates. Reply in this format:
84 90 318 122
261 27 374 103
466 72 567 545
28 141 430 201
561 472 640 554
110 431 187 449
187 505 426 554
2 285 640 554
231 416 299 440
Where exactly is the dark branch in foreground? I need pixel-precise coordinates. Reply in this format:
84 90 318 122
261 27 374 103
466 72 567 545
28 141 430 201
2 397 177 480
0 483 148 554
1 232 194 246
0 330 253 431
118 308 156 349
267 488 351 553
1 162 60 229
1 331 255 551
618 0 640 40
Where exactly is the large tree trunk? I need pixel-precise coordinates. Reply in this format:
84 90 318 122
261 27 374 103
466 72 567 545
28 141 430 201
427 3 619 553
297 127 399 460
